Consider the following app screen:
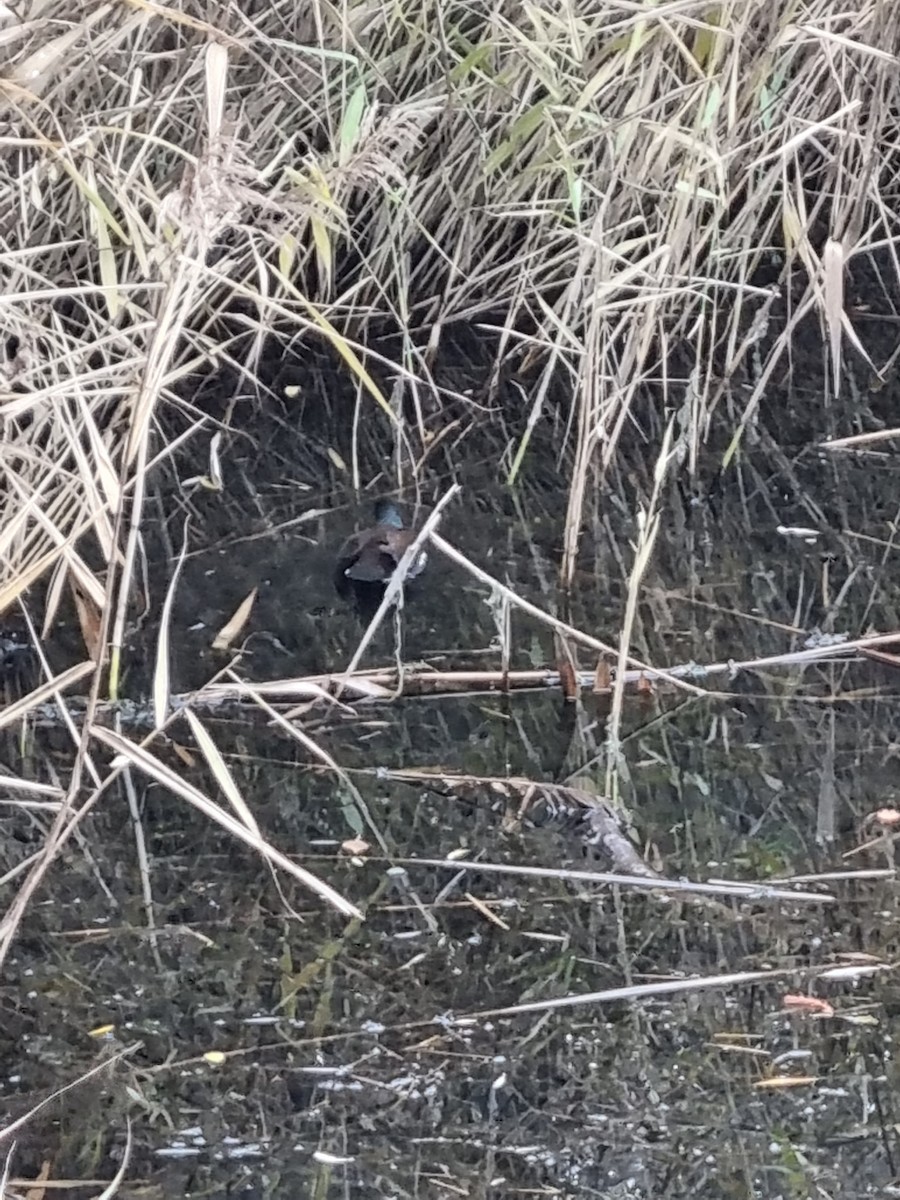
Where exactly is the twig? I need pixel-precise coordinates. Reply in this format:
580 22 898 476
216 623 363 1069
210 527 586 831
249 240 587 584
403 857 835 903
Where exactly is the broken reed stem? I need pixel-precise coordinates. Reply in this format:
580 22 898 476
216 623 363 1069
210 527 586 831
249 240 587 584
606 419 676 802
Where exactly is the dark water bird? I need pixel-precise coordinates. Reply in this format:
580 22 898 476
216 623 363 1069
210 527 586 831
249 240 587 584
333 499 427 618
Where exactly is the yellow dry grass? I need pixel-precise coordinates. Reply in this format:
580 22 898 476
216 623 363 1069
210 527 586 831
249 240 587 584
0 0 898 954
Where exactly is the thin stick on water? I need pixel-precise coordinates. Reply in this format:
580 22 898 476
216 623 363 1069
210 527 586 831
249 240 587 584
404 856 836 903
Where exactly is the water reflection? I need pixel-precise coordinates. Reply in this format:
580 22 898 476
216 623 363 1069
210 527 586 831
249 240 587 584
2 342 900 1198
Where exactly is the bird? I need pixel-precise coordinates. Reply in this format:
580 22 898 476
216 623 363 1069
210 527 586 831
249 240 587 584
333 500 427 616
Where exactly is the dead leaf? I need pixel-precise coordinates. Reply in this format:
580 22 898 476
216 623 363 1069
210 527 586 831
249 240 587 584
340 837 370 856
782 994 834 1017
71 580 103 661
212 588 257 650
24 1158 50 1200
172 741 197 769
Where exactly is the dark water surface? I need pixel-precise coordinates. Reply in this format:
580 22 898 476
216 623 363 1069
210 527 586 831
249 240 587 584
3 328 900 1198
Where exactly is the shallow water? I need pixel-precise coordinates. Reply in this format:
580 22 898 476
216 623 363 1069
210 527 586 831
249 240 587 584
3 326 900 1199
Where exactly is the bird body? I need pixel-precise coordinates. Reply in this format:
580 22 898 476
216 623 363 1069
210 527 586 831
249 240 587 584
334 501 427 607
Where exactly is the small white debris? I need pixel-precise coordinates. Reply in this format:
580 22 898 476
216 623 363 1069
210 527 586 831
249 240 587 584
776 525 820 542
